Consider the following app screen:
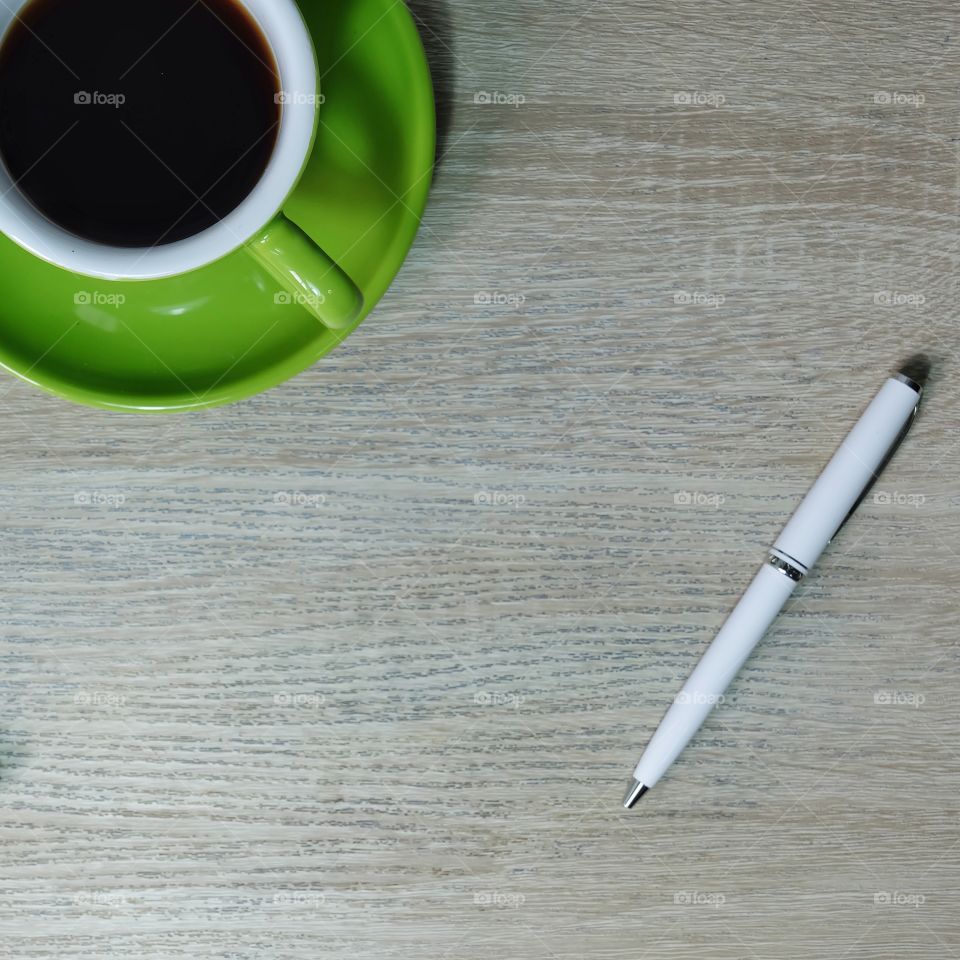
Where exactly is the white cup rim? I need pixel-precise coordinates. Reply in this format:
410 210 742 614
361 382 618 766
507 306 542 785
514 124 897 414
0 0 319 281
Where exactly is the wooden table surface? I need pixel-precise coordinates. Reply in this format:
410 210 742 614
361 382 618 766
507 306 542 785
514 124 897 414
2 0 960 956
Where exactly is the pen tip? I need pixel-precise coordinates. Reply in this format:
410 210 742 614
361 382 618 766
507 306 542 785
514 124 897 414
622 778 649 809
897 354 931 391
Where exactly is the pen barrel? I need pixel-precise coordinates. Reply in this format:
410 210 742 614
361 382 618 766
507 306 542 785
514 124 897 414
634 562 797 788
772 377 919 572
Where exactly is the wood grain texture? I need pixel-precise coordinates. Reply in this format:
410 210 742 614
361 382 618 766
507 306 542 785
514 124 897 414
2 0 960 956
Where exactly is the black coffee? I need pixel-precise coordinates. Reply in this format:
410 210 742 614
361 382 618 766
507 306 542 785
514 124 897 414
0 0 280 247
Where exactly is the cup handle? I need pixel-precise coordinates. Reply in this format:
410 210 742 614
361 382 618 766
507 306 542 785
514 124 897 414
245 214 363 330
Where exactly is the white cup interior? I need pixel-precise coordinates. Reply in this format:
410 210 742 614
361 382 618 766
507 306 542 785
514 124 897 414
0 0 319 281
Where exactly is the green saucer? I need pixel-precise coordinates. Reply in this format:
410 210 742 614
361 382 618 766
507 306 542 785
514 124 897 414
0 0 435 412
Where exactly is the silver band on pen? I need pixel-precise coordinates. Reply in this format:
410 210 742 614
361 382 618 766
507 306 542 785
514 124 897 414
767 553 805 582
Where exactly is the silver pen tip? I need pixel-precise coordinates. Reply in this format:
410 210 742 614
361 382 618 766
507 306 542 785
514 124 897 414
622 778 649 809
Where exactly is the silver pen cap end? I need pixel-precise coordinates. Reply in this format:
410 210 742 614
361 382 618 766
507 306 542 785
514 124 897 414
896 354 931 394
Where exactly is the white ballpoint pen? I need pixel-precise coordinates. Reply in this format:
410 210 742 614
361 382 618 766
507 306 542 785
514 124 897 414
623 356 929 808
